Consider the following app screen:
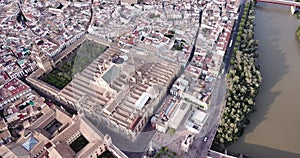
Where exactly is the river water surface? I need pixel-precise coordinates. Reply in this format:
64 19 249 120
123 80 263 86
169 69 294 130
228 3 300 158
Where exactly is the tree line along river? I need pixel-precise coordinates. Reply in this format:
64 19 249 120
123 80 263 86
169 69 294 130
228 2 300 158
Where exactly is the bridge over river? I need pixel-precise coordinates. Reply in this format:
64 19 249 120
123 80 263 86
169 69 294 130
255 0 300 13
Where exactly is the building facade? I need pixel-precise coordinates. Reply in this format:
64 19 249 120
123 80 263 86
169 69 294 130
0 105 127 158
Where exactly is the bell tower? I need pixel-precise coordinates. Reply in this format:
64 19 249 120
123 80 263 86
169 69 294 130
32 42 54 72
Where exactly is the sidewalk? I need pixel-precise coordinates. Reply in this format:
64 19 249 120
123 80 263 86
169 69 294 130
151 124 190 156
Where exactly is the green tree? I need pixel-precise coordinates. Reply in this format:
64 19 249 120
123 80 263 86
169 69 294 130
214 0 262 147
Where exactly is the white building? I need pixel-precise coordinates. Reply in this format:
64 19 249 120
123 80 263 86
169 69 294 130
168 101 190 130
170 75 210 110
184 108 208 134
181 134 195 153
151 98 191 133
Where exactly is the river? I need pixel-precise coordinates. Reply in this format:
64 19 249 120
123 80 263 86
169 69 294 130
228 2 300 158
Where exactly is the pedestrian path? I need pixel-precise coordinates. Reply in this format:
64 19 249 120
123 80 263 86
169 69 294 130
151 125 191 156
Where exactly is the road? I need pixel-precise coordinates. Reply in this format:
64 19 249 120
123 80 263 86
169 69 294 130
195 75 227 158
191 1 248 157
180 74 226 158
224 1 247 72
87 116 157 158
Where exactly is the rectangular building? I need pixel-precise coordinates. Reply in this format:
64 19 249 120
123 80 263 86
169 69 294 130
0 104 127 158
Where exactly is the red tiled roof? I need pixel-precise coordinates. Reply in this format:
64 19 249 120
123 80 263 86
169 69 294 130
2 73 9 80
129 116 141 130
222 32 232 51
3 79 17 89
162 37 168 42
205 57 212 63
194 55 202 61
11 85 28 95
18 113 25 119
128 38 134 45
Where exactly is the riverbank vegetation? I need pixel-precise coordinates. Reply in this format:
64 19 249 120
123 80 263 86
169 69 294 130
213 0 262 148
293 0 300 19
295 25 300 40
